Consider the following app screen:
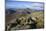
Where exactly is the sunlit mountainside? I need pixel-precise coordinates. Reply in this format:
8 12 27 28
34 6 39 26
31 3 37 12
5 8 44 30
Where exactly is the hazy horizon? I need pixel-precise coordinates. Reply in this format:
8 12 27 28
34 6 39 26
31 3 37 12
6 0 44 10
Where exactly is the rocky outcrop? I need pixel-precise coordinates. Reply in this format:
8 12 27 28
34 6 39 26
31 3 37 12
6 16 40 31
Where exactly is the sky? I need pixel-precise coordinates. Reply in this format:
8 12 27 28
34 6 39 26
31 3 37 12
6 0 44 10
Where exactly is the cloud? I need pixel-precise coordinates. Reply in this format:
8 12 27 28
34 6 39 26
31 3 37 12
6 1 44 10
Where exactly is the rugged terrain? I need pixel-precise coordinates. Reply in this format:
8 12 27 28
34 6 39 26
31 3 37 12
5 8 44 31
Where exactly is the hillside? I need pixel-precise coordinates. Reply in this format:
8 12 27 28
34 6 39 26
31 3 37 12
5 8 44 31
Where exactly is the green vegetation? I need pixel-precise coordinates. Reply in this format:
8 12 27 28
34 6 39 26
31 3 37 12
6 10 44 31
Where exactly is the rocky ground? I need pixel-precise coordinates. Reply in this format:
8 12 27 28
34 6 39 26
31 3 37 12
5 9 44 31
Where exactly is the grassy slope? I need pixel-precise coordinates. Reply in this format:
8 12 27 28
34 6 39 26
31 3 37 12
14 11 44 28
